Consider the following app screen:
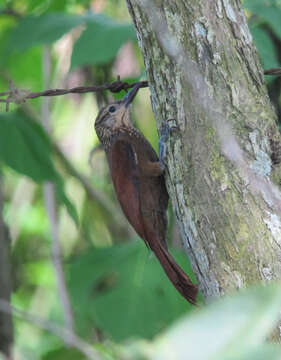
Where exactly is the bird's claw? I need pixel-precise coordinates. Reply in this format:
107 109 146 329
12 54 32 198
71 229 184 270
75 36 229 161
159 119 176 170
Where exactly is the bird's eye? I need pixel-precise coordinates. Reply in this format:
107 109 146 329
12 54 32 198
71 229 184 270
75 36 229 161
108 106 116 113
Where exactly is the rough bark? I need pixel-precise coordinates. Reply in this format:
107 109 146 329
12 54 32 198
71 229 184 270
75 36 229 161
126 0 281 314
0 173 13 357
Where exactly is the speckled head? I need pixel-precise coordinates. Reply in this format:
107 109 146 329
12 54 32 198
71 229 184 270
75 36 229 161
95 84 140 144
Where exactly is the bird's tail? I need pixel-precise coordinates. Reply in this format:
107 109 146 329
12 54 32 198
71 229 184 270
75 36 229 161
150 240 198 304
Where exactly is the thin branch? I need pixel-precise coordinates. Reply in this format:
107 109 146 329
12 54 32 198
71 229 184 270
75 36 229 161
0 299 102 360
43 183 75 335
0 79 148 110
42 46 75 339
264 68 281 76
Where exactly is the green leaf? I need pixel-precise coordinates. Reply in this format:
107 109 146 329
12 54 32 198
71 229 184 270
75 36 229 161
43 347 88 360
250 26 280 69
0 111 78 224
5 13 84 53
68 241 195 341
71 13 137 68
26 0 69 13
244 2 281 38
152 284 281 360
3 47 43 92
0 112 57 181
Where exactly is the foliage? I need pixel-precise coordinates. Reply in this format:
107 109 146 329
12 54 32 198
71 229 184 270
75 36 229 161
0 0 280 358
244 0 281 75
119 283 281 360
42 284 281 359
71 13 137 68
0 111 78 223
68 241 195 341
151 284 281 360
4 12 136 67
4 13 84 53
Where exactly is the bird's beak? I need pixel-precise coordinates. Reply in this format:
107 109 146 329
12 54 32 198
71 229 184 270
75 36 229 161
123 84 140 108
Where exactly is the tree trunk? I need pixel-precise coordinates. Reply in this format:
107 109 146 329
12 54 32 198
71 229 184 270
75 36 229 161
126 0 281 310
0 173 13 357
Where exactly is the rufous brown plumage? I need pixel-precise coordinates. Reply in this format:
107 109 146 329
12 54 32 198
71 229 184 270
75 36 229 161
94 84 198 304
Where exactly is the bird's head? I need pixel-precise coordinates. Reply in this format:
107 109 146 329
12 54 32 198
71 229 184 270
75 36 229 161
95 84 140 143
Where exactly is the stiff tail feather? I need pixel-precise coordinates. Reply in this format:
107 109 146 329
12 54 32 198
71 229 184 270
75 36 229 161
151 241 198 304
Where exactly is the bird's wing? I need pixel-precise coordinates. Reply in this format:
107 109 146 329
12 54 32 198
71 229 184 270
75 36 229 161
109 139 146 239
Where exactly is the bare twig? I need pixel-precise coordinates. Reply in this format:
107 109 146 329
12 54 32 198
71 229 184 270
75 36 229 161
264 68 281 76
0 79 148 110
42 47 75 339
44 183 76 335
0 299 102 360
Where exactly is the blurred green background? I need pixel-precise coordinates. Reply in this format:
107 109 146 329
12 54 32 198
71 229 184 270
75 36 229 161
1 0 281 359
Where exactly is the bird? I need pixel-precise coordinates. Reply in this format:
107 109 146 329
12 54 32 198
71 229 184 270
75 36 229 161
94 84 198 304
